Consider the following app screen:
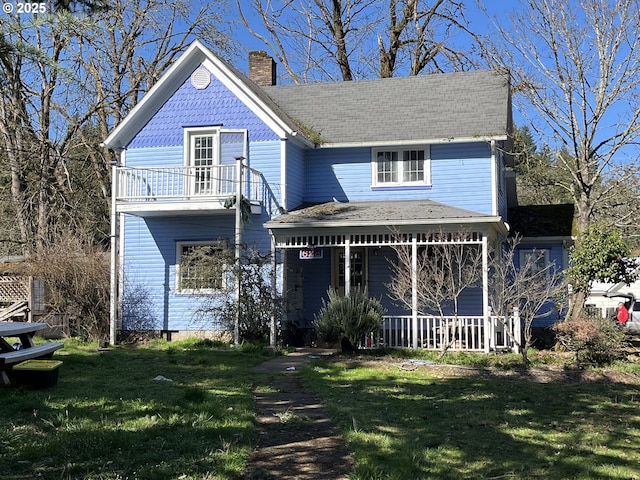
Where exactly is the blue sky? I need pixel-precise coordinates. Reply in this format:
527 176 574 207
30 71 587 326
226 0 507 76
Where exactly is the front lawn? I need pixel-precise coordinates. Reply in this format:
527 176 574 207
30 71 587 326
0 339 269 480
2 341 639 480
301 351 640 480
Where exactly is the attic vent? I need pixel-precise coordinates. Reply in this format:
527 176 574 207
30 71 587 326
191 68 211 90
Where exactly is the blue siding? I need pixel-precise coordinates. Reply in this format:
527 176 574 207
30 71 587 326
248 140 282 206
304 142 493 213
430 143 493 213
125 146 183 167
497 143 508 218
286 142 305 209
129 65 279 149
122 214 273 331
368 248 400 315
514 241 567 328
300 250 332 326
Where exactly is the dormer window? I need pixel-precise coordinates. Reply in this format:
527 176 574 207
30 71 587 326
372 146 431 186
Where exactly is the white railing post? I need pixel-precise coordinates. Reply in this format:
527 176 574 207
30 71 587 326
512 307 521 354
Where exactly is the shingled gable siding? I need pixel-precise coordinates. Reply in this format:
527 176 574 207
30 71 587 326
128 66 279 150
304 142 494 213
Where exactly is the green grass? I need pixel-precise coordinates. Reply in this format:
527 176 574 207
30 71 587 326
0 339 273 480
300 351 640 480
3 341 640 479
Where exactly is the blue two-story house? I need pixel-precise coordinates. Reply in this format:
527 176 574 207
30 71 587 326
103 40 571 350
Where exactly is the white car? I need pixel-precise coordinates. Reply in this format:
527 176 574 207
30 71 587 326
604 292 640 334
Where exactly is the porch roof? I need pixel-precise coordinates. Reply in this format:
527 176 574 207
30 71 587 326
265 200 506 232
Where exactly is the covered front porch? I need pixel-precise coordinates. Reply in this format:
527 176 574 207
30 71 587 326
267 200 519 353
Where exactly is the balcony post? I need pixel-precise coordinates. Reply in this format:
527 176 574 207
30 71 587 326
109 153 123 346
234 156 245 345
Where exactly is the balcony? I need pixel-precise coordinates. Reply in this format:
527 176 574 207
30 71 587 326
114 165 280 217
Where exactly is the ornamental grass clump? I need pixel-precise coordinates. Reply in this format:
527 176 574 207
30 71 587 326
314 289 385 352
553 315 627 366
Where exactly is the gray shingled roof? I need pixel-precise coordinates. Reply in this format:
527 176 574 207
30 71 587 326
508 204 575 238
265 200 501 229
261 70 511 146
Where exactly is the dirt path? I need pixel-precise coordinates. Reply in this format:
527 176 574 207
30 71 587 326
243 349 353 480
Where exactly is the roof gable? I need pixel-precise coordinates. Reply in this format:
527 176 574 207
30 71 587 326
103 40 298 150
129 65 280 148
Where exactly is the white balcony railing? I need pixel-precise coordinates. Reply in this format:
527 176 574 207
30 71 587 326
115 165 282 215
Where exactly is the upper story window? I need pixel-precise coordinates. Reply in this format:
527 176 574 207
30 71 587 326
372 146 431 186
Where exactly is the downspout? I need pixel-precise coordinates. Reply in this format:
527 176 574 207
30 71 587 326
280 138 287 211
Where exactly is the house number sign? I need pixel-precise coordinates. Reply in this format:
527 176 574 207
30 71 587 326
299 248 323 260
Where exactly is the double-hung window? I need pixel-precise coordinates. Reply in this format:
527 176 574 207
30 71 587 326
373 146 430 186
176 241 229 293
519 249 550 276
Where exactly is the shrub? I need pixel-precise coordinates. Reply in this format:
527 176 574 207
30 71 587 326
314 289 385 351
193 248 282 344
553 316 627 366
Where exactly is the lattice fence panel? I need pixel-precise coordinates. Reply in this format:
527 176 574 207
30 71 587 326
0 276 29 303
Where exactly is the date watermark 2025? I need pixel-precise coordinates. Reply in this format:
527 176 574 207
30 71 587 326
3 2 49 14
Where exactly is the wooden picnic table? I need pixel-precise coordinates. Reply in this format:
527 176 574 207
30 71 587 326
0 322 47 351
0 322 63 385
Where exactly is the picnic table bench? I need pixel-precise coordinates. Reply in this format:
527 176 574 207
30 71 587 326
0 322 63 385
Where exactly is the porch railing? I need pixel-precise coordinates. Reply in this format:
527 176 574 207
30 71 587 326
115 165 282 215
376 312 522 352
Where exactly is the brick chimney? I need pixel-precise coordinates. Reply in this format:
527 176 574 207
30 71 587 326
249 51 276 86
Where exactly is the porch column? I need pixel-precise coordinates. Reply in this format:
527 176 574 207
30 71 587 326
344 238 351 297
109 151 123 346
412 234 418 349
482 233 490 353
270 234 277 347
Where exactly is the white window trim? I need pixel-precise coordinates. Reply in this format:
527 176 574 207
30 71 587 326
371 145 431 187
176 240 229 294
183 127 221 167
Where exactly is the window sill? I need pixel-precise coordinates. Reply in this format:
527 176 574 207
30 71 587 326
371 184 432 191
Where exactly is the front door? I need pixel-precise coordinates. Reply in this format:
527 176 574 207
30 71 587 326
332 248 367 295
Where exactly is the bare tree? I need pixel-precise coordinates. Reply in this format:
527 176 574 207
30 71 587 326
488 236 564 365
237 0 479 82
386 230 484 355
481 0 640 317
0 0 232 253
481 0 640 243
